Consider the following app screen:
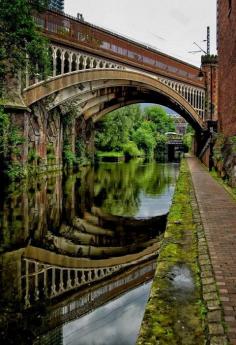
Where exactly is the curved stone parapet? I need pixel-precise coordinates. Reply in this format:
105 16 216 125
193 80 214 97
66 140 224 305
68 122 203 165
22 242 160 309
23 241 160 269
46 232 158 258
23 69 205 131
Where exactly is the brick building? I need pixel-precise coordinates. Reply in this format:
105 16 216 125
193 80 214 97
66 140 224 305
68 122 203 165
217 0 236 136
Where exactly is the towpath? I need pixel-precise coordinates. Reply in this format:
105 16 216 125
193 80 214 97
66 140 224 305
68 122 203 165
188 156 236 345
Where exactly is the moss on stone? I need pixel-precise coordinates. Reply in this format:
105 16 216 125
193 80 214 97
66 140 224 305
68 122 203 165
137 159 205 345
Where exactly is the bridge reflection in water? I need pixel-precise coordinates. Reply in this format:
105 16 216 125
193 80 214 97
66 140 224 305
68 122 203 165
34 260 156 345
0 159 179 344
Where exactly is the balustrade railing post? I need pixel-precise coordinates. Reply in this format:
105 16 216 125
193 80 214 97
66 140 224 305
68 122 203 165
34 262 39 301
61 51 65 74
24 260 31 309
52 50 57 77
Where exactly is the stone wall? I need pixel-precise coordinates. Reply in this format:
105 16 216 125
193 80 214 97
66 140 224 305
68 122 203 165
28 103 63 172
212 134 236 187
5 102 95 178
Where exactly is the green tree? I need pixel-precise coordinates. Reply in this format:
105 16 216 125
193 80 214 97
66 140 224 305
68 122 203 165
132 121 157 156
144 106 175 134
155 133 168 156
95 104 176 158
183 125 194 152
0 0 50 94
95 104 142 151
123 141 141 157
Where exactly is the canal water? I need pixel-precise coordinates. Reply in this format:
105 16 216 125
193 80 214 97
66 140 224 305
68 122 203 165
0 158 179 345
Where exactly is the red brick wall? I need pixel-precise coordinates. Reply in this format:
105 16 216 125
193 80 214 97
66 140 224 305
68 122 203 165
202 62 218 122
218 0 236 136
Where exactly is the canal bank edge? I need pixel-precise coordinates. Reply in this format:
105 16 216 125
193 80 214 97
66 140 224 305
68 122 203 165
137 159 228 345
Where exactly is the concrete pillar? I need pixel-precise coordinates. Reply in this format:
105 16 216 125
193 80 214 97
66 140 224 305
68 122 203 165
67 270 72 289
81 270 86 283
194 90 197 109
51 267 56 296
88 271 92 282
34 262 39 301
196 91 199 111
53 49 57 77
76 54 81 70
82 56 87 69
94 269 99 280
25 259 31 308
69 52 73 73
43 269 48 297
59 269 64 292
90 58 94 69
75 270 79 285
61 50 65 74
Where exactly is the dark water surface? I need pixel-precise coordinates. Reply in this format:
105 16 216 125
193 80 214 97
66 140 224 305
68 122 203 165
0 159 179 345
45 281 153 345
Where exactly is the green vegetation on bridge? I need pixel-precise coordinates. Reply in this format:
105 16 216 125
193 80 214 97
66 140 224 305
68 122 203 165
0 0 50 96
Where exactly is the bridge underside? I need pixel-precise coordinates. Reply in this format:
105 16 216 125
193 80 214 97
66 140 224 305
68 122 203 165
9 69 207 171
23 69 205 132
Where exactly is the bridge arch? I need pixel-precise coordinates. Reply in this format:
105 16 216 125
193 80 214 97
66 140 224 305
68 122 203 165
23 69 205 131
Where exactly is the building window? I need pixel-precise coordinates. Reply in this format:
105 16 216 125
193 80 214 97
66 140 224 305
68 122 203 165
228 0 232 17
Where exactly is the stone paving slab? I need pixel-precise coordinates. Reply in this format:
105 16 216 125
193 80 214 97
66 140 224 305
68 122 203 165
187 157 236 345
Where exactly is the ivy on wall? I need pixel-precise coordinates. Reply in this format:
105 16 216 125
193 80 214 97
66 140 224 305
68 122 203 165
0 107 25 180
0 0 50 95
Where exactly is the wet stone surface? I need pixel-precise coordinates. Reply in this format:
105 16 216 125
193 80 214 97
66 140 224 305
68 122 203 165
168 264 194 301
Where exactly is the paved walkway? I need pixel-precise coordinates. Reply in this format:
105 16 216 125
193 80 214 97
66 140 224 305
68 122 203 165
187 157 236 345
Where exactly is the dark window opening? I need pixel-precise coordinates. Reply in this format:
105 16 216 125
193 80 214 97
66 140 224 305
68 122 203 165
228 0 232 17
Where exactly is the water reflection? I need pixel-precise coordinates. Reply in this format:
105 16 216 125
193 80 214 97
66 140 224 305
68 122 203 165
94 159 179 218
61 281 153 345
0 159 179 345
0 159 178 257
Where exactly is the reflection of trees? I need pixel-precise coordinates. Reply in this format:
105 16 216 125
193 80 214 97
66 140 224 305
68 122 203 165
0 176 63 251
93 159 178 217
94 161 140 217
135 162 175 196
0 160 178 252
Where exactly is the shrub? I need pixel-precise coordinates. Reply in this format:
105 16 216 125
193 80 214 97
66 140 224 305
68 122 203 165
123 141 141 157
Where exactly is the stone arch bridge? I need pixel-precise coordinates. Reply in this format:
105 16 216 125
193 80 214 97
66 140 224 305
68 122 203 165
8 8 218 170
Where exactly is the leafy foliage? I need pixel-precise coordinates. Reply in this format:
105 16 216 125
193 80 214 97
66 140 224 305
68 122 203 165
95 104 176 157
0 0 50 93
95 105 141 151
183 125 194 152
132 121 157 156
75 137 91 165
144 105 175 134
155 133 168 155
122 141 142 157
0 106 25 180
63 143 76 169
